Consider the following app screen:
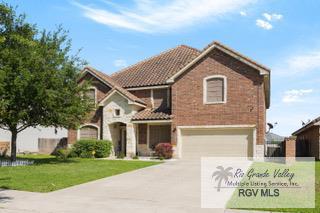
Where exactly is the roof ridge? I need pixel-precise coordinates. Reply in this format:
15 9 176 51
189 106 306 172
210 41 271 71
110 45 198 77
179 44 201 53
82 66 146 105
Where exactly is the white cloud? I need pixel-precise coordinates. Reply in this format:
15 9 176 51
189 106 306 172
73 0 255 33
287 51 320 73
256 19 272 30
240 11 247 16
113 59 127 68
275 50 320 75
263 13 283 21
282 89 313 103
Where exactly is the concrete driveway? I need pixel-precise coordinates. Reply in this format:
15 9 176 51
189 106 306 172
0 160 242 213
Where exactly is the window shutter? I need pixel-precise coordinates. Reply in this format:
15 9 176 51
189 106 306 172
206 78 224 102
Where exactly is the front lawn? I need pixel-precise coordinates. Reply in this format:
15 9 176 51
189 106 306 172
0 155 160 192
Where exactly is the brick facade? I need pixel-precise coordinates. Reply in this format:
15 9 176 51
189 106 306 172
130 89 152 108
284 137 296 158
68 73 111 144
68 46 268 156
171 49 266 146
296 126 320 159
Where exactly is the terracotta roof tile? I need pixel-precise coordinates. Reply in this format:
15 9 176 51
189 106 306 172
111 45 201 88
132 108 172 120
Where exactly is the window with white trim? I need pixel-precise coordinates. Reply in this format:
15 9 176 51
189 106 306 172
85 88 96 104
204 75 226 104
80 125 98 139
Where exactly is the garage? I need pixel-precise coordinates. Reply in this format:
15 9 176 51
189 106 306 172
179 127 254 159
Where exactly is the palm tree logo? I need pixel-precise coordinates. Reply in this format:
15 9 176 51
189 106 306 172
212 166 233 192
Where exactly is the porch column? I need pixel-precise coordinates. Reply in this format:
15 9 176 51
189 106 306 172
126 123 137 157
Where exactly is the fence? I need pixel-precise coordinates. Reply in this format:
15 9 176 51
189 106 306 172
0 159 34 167
38 137 68 154
265 141 284 157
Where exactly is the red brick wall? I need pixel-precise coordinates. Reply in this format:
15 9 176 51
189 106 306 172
68 73 111 144
171 48 266 145
130 89 152 108
153 88 169 110
296 126 320 159
138 124 147 144
284 137 296 158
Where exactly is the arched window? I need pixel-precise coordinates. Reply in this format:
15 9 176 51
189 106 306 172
79 125 98 140
203 75 227 104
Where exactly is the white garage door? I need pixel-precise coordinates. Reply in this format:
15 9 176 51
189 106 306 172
181 128 253 159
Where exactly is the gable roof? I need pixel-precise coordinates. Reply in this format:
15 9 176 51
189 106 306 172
292 116 320 136
110 41 270 108
111 45 200 88
81 67 146 106
166 41 270 108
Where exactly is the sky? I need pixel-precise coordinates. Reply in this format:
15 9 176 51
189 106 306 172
5 0 320 136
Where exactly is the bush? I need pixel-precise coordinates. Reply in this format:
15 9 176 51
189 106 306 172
132 155 139 160
155 143 173 159
55 148 71 161
68 147 78 158
73 140 112 158
117 152 125 159
94 141 112 158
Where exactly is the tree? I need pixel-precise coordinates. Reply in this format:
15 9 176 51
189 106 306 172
0 3 93 160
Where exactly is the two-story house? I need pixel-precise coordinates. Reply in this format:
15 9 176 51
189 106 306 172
68 41 270 159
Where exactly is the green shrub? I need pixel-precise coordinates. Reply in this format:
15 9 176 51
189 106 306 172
55 148 71 161
68 147 78 158
94 141 112 158
132 155 139 160
73 140 112 158
117 152 125 159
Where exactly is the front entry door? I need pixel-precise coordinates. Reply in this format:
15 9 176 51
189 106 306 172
120 127 127 155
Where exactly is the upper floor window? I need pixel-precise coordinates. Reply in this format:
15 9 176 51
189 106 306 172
203 75 227 104
114 109 121 117
85 88 96 104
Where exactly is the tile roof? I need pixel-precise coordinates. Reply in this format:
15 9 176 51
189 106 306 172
83 67 146 106
132 108 172 121
111 45 201 88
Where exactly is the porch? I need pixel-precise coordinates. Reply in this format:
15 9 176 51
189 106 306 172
105 120 172 158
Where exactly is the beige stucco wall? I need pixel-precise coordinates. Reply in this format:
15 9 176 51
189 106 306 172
101 92 141 157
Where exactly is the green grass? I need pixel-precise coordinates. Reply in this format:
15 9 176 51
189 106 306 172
0 154 160 192
227 161 319 212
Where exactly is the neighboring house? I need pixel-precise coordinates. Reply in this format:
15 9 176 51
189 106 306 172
265 132 285 144
292 116 320 159
0 127 67 153
68 41 270 159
